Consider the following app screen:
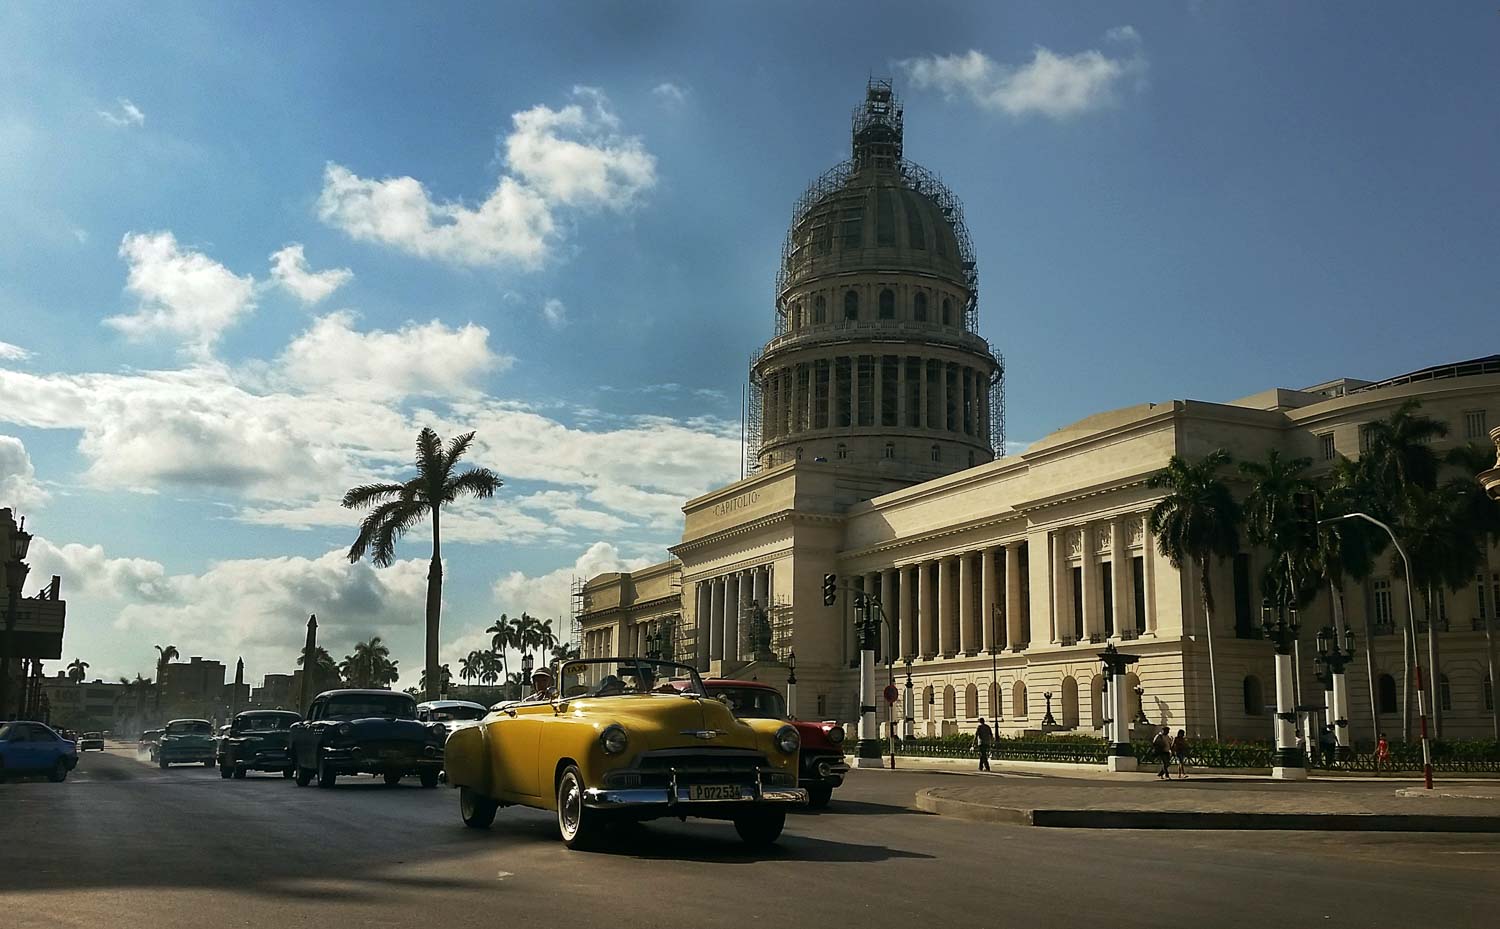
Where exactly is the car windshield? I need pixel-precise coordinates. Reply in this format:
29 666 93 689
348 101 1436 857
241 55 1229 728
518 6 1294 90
165 721 211 736
236 715 295 733
425 706 486 721
709 687 786 719
323 694 416 720
556 659 704 699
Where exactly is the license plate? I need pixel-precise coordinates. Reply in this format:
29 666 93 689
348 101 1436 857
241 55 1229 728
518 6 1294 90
381 749 404 759
688 784 740 801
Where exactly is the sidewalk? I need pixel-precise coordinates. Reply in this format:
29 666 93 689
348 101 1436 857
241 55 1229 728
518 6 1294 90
880 753 1492 783
885 761 1500 832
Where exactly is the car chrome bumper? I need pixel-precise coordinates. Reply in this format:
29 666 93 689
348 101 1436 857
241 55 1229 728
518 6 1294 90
584 767 807 809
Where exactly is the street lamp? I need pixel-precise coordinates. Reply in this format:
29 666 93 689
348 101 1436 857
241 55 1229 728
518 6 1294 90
785 649 797 716
1262 596 1306 780
903 657 914 739
1 515 34 720
1134 684 1149 725
521 652 534 699
1314 624 1356 761
1041 691 1057 727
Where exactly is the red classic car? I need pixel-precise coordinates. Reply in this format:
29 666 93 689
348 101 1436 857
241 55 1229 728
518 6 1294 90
676 678 848 808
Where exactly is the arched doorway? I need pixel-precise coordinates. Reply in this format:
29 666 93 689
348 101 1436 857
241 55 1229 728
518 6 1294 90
1377 674 1397 715
964 683 978 719
1243 675 1265 716
1012 681 1028 718
1060 676 1080 729
942 684 956 719
988 682 1001 720
922 685 934 719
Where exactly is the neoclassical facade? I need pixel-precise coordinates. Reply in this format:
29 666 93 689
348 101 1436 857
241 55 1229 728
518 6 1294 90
579 85 1500 746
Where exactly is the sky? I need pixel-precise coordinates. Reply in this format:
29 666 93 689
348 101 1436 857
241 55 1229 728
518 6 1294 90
1 2 1496 689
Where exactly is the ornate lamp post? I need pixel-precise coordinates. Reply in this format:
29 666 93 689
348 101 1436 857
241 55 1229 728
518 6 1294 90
1262 597 1307 780
1 514 34 720
853 591 883 768
1098 643 1139 771
1041 691 1057 727
1315 625 1356 760
1134 684 1149 726
785 649 797 716
903 657 914 739
521 651 534 700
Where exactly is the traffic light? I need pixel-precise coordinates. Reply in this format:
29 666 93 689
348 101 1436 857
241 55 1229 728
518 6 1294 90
1293 491 1317 525
823 573 838 606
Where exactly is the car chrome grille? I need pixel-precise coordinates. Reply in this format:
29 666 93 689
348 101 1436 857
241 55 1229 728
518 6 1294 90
605 749 778 789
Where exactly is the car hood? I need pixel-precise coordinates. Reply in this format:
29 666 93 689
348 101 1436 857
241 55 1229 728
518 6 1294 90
563 694 760 751
162 733 214 743
327 717 431 741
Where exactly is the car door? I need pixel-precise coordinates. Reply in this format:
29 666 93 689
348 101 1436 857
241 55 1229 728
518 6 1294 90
490 700 546 801
31 726 64 768
1 724 38 770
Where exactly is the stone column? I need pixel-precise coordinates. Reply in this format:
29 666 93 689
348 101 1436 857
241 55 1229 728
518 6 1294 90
1142 519 1158 633
1005 542 1025 649
724 573 741 663
1081 524 1099 640
938 557 955 657
919 562 935 659
1051 531 1068 644
981 546 999 652
696 581 712 670
959 551 976 655
872 358 883 427
752 567 768 610
897 357 908 427
880 568 897 661
901 564 917 659
849 355 861 428
938 362 949 432
709 576 725 663
826 358 838 430
1110 520 1129 637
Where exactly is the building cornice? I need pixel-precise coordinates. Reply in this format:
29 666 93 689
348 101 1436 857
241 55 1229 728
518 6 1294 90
669 509 845 557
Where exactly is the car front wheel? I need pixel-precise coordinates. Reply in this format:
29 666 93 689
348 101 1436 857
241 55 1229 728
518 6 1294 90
419 769 440 789
556 765 602 849
158 757 169 770
294 765 312 787
219 764 232 780
316 759 337 789
48 758 69 783
383 771 402 786
733 810 786 848
460 786 498 829
232 765 247 779
806 785 833 809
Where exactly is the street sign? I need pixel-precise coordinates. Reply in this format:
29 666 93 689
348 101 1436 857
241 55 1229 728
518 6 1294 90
883 683 899 705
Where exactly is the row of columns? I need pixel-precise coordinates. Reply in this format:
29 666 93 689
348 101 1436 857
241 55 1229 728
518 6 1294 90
859 542 1029 662
693 566 773 670
1048 519 1157 645
761 355 990 442
582 627 612 659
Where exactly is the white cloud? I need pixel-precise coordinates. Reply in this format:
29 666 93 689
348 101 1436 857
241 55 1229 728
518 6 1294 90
97 98 145 128
898 29 1146 119
274 310 506 399
318 87 655 268
492 541 656 620
269 244 352 305
651 82 688 104
29 536 430 684
542 298 568 329
0 341 32 362
0 435 49 509
104 231 256 355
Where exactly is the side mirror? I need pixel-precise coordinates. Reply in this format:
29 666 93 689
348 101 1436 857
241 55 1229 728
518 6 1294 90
552 700 569 714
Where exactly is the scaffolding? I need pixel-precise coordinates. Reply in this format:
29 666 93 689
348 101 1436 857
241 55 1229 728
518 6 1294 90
569 576 586 651
745 353 765 475
989 350 1007 457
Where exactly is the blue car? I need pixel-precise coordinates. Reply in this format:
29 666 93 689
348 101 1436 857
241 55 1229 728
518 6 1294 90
0 720 79 782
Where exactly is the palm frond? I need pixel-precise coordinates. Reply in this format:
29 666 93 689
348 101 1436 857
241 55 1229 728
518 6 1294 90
443 467 503 503
443 431 478 473
370 501 430 567
341 481 409 511
415 427 444 481
348 499 418 564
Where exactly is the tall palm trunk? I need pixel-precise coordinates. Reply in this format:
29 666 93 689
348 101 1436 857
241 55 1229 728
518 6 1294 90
425 508 443 701
1362 596 1380 743
1196 555 1221 741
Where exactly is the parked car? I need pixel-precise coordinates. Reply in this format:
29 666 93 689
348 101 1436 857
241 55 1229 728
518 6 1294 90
78 731 105 752
217 710 301 779
691 678 848 808
416 700 489 731
0 721 79 782
156 719 217 768
444 658 806 849
288 690 445 789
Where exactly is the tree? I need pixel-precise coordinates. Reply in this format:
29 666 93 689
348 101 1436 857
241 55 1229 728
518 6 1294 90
1361 400 1448 499
514 613 544 664
1147 449 1242 740
479 651 501 686
419 663 452 696
1239 450 1320 611
459 650 484 685
535 618 559 667
153 644 179 713
297 645 341 695
486 614 518 684
343 427 503 700
340 636 400 689
66 658 90 684
552 641 581 664
1446 442 1500 739
504 671 526 701
116 674 152 731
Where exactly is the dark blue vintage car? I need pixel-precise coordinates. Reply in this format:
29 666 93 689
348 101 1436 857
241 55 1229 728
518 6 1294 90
288 690 445 789
0 720 78 782
157 719 217 768
217 709 302 779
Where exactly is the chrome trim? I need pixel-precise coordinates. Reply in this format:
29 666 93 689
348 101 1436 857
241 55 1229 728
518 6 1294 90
584 785 808 808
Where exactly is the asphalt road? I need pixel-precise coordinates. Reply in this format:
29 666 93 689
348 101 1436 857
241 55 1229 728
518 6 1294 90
2 745 1498 929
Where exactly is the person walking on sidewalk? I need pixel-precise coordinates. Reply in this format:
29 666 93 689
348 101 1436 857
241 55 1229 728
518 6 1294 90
1171 729 1189 779
1151 726 1172 779
1376 732 1391 775
974 717 993 772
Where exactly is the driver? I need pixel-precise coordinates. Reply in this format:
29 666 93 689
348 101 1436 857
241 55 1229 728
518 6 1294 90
528 668 555 701
595 674 626 696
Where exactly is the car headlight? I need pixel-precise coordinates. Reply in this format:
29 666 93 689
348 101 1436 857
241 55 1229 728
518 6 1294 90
429 723 447 739
600 724 628 755
337 723 353 737
775 725 800 755
827 725 846 745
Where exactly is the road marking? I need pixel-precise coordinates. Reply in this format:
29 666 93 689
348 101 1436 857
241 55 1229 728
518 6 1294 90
496 870 514 880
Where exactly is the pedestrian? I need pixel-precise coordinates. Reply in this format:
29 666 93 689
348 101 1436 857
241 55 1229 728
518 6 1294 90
1171 729 1189 779
1376 732 1390 775
1295 731 1306 764
1318 725 1337 769
973 716 993 772
1151 726 1172 779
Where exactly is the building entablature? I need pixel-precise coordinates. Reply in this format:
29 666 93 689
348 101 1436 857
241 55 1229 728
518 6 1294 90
754 321 993 368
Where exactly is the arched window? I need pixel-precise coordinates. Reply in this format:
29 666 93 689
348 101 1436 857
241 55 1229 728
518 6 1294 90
942 684 956 720
1243 675 1264 715
1439 674 1452 712
879 288 895 319
930 444 941 462
1089 674 1105 729
988 682 1001 720
922 685 934 720
813 295 827 324
844 290 859 321
1377 674 1398 715
968 450 976 468
964 683 978 719
1061 676 1079 729
795 446 804 460
794 301 805 330
942 297 953 325
913 291 927 321
1012 681 1028 718
883 442 895 459
835 443 848 460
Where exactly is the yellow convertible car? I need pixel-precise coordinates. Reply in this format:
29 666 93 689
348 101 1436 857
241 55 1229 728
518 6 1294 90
444 658 807 848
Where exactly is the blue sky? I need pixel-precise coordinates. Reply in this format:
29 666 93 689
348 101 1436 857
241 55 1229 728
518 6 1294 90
1 2 1495 687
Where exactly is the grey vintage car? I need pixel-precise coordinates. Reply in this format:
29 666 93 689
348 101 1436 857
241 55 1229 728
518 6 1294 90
217 709 301 779
288 690 445 788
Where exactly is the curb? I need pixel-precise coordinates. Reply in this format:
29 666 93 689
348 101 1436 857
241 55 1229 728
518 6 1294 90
913 788 1500 832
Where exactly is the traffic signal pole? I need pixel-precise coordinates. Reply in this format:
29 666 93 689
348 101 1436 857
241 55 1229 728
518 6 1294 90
824 573 895 769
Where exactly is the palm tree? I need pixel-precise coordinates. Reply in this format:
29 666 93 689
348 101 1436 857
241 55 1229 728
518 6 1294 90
1362 400 1448 498
486 614 518 684
1446 442 1500 738
459 650 484 685
514 613 544 665
343 426 503 700
340 636 400 689
117 674 152 731
153 644 178 713
419 663 452 696
552 641 581 664
535 618 559 667
479 651 501 687
298 645 341 695
1147 449 1242 740
504 671 526 700
1240 450 1321 611
66 658 90 684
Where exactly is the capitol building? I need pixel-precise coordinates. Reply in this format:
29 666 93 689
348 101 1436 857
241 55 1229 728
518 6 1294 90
579 83 1500 745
